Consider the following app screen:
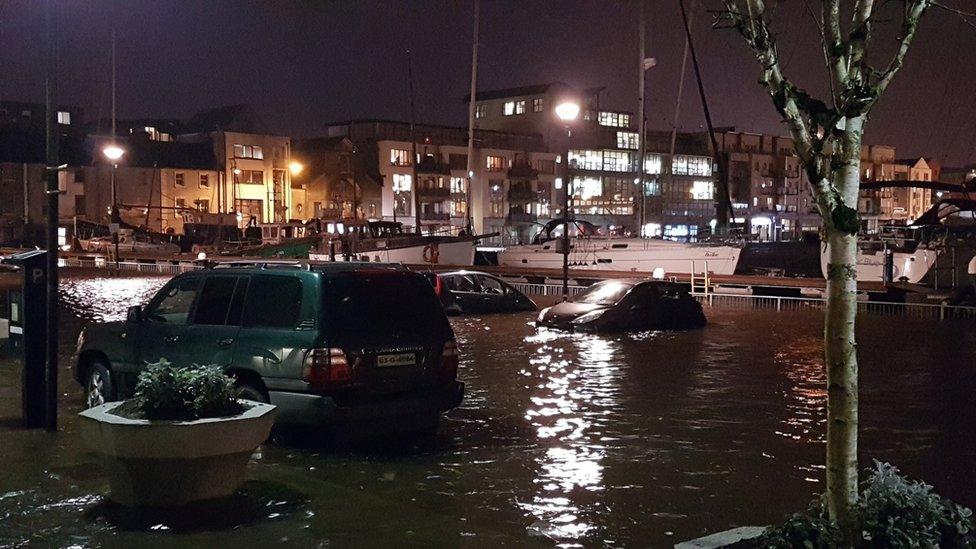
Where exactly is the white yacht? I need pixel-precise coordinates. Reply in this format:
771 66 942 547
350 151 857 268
498 220 743 275
820 198 976 285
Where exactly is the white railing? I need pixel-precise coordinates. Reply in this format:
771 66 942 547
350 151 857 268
510 282 586 297
697 292 976 320
58 257 201 275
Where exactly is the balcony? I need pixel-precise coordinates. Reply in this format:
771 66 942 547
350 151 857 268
416 156 452 175
421 211 450 222
508 162 538 178
507 187 538 203
418 186 451 200
506 211 538 224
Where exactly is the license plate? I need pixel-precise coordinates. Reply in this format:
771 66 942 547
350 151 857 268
376 352 416 367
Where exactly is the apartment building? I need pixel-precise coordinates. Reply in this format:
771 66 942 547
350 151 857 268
470 83 720 239
711 130 821 240
859 147 937 230
324 120 558 244
292 136 382 221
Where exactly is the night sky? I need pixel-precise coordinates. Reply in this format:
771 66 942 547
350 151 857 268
1 1 974 166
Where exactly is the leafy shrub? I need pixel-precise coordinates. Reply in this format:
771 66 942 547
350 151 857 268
123 359 244 421
760 461 975 548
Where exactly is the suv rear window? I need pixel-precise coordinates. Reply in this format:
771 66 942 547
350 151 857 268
242 275 303 328
323 271 450 342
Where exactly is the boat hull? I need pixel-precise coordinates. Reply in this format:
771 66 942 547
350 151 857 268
310 239 476 266
498 240 742 275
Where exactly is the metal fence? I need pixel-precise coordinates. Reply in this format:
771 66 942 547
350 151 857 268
509 282 587 298
696 292 976 320
58 257 199 275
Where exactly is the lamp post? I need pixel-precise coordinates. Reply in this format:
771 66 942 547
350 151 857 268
555 101 580 301
103 144 124 268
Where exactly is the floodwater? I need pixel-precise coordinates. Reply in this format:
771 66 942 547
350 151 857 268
1 272 974 547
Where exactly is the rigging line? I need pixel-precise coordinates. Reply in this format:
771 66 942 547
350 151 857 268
677 0 735 229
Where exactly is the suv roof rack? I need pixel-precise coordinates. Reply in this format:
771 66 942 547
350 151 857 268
202 259 409 273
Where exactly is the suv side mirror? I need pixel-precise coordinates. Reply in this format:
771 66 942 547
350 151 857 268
127 305 142 323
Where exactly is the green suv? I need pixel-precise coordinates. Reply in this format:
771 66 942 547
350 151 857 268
74 262 464 431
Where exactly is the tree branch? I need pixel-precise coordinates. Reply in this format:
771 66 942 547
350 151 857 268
849 0 875 79
825 0 848 99
803 0 838 108
868 0 931 108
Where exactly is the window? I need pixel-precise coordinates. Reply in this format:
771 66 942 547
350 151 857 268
175 172 185 186
74 195 86 216
74 169 86 183
569 149 603 171
644 155 663 175
532 98 544 113
233 144 264 159
603 151 633 172
242 275 303 329
486 155 505 172
598 111 631 128
450 177 466 194
572 176 603 200
691 181 715 200
673 155 712 176
175 198 186 217
192 276 241 325
57 111 71 125
240 170 263 184
535 159 555 174
449 153 468 170
145 278 200 325
475 104 487 119
478 275 505 294
200 173 210 188
392 173 412 191
515 100 526 115
617 132 639 150
503 101 516 116
390 148 410 166
195 199 210 212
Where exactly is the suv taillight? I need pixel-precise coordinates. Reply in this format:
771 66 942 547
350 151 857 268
303 347 351 390
440 340 459 381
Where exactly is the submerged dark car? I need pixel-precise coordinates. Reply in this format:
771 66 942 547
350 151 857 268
425 271 537 315
537 279 706 332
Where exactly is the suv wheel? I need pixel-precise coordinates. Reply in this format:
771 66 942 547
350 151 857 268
234 382 268 403
84 361 114 409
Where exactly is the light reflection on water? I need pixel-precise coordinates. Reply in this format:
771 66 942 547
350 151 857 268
59 275 167 322
520 328 622 542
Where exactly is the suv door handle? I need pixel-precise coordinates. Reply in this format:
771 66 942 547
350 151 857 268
218 338 234 347
164 335 180 344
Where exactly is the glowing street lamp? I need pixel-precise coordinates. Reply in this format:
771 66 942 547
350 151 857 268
102 144 124 161
554 101 580 122
554 101 580 301
289 161 304 176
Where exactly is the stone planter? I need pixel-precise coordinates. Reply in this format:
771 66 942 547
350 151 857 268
78 400 276 507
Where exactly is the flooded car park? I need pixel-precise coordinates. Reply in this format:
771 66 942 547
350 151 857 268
1 273 974 547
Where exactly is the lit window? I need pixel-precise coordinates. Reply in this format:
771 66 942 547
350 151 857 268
532 98 544 112
616 132 639 150
644 155 663 174
598 111 631 128
486 155 505 171
691 181 714 200
175 198 186 218
392 174 412 191
175 172 185 187
503 101 515 116
475 104 487 119
450 177 466 194
515 100 526 115
572 176 603 200
57 111 71 125
390 149 410 166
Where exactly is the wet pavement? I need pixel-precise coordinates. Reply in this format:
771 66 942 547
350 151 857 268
1 272 974 547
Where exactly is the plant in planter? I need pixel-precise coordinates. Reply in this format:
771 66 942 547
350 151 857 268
78 360 276 507
760 462 975 548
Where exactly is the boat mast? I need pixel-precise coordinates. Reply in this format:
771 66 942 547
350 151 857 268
408 49 421 235
636 0 646 236
465 0 480 235
677 0 733 234
668 0 693 216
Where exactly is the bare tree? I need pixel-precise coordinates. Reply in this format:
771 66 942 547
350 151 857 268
714 0 956 538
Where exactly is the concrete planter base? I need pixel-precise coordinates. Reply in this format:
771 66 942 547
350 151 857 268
675 526 767 549
78 400 276 507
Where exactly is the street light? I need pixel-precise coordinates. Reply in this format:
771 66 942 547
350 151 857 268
103 143 125 268
555 101 579 301
289 161 303 176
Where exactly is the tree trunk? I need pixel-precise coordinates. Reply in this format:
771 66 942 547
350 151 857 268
824 116 863 539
